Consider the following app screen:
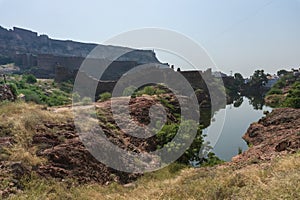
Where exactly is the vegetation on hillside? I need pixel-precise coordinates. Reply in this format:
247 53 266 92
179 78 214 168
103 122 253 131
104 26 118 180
0 74 72 106
265 71 300 108
97 84 222 166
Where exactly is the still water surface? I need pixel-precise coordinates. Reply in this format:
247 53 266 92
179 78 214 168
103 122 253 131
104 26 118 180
203 97 272 161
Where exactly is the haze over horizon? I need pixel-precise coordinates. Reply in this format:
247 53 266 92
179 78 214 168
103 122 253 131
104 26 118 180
1 0 300 77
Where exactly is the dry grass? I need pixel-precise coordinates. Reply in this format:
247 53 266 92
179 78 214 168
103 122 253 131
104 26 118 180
0 101 72 165
1 101 300 199
7 153 300 200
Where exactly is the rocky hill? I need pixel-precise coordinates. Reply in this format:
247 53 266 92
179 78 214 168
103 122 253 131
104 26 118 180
0 26 160 63
0 26 162 80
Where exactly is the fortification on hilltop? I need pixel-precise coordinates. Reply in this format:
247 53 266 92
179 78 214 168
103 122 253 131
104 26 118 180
0 26 163 80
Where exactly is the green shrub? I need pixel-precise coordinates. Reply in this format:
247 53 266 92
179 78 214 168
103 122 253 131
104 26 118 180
122 86 137 96
82 97 93 105
282 81 300 108
142 86 156 96
24 74 37 84
267 88 282 95
58 81 73 93
99 92 112 102
136 86 166 97
283 97 300 108
72 92 81 103
201 152 224 166
156 120 207 164
18 89 41 104
47 94 70 106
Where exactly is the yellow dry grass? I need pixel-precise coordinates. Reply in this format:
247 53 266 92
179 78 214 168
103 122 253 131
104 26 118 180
7 153 300 200
0 101 71 166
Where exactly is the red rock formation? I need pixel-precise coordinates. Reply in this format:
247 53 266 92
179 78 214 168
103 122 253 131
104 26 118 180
232 108 300 163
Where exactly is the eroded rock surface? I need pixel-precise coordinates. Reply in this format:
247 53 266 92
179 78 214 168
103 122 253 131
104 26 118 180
233 108 300 163
33 95 181 185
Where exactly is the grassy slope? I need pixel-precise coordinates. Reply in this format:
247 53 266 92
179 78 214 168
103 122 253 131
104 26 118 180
0 102 71 165
10 153 300 200
1 102 299 200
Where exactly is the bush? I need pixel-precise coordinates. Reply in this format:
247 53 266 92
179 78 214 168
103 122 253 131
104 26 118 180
18 89 41 104
72 92 81 103
136 86 166 97
122 86 137 96
24 74 37 84
47 94 71 106
143 86 156 96
283 97 300 108
82 97 92 105
99 92 112 102
156 120 207 164
282 81 300 108
267 88 282 95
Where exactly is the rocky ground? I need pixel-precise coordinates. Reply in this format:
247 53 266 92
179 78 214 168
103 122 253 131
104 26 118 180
0 84 16 101
0 94 182 198
0 95 299 198
232 108 300 163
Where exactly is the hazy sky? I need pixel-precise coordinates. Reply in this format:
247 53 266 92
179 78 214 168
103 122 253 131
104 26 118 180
1 0 300 76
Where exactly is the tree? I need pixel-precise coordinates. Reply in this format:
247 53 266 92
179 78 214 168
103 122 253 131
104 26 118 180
277 69 288 77
234 73 244 86
249 70 268 88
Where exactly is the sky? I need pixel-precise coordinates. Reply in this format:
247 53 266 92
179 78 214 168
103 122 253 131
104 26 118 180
0 0 300 77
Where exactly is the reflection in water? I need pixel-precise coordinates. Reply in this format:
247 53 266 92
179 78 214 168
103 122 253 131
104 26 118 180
233 97 243 108
202 96 272 161
247 95 265 110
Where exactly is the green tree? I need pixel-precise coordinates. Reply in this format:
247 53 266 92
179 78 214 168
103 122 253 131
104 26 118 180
234 73 244 85
156 120 207 164
277 69 288 77
249 70 268 88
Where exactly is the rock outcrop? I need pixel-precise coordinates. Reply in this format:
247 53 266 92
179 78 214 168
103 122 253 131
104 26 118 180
232 108 300 163
31 94 182 184
0 85 16 101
